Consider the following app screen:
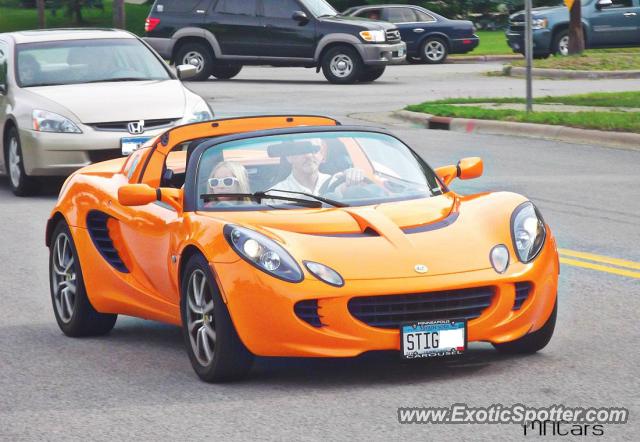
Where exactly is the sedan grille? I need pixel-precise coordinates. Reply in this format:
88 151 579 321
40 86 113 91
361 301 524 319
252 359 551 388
386 29 401 43
348 287 495 329
90 118 179 132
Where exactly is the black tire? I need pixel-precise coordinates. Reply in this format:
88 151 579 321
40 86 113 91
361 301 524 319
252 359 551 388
4 126 38 196
49 221 117 337
359 66 386 83
180 253 253 382
406 56 423 64
174 42 214 81
420 37 448 64
552 30 569 57
321 45 363 84
210 64 243 80
533 53 550 60
493 299 557 354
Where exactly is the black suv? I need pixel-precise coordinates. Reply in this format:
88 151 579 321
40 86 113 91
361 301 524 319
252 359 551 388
144 0 406 84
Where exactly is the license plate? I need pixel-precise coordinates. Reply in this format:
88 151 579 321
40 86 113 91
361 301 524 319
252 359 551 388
401 319 467 359
397 48 405 57
121 136 152 156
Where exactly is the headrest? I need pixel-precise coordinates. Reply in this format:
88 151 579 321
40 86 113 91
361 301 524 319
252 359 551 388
267 141 319 158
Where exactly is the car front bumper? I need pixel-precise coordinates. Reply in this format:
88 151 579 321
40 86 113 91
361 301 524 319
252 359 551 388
19 126 173 177
214 228 559 358
506 29 552 55
356 41 407 66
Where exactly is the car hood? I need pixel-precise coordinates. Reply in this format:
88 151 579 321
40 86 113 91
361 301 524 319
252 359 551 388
205 192 528 280
25 80 186 124
321 15 396 31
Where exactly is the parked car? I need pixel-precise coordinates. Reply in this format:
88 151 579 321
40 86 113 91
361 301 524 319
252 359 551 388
143 0 406 84
0 28 212 196
46 115 558 382
506 0 640 58
343 4 479 64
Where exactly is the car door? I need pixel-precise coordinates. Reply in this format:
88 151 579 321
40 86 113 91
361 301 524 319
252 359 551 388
590 0 640 46
0 39 9 174
381 7 426 49
205 0 262 56
258 0 316 59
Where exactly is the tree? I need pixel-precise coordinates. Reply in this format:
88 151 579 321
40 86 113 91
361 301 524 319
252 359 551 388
113 0 126 29
37 0 46 28
567 0 585 54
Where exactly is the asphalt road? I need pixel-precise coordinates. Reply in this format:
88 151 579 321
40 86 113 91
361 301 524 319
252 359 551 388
1 64 639 441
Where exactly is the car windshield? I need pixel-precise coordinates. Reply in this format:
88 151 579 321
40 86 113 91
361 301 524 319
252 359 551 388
300 0 337 17
15 38 171 87
196 131 445 211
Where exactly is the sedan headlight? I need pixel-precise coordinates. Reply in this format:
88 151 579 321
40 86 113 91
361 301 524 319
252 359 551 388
511 202 546 263
531 18 548 30
184 100 213 124
224 225 303 283
359 30 386 43
32 110 82 133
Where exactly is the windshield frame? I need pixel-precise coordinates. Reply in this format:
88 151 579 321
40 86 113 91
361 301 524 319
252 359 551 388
299 0 338 18
14 37 175 88
184 126 448 212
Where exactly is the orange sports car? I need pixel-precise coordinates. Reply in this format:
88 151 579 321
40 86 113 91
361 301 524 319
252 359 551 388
46 116 559 382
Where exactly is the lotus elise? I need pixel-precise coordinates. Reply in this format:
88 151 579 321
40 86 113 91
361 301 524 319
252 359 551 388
46 115 559 382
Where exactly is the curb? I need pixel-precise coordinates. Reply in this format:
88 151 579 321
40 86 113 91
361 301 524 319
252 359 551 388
505 65 640 79
448 55 523 63
395 110 640 151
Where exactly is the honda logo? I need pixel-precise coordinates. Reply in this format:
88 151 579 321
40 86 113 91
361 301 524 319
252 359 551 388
127 120 145 134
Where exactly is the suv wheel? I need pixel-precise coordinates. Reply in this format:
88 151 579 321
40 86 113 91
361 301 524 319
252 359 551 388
321 45 363 84
210 65 243 80
420 37 448 64
4 126 38 196
359 66 386 83
553 30 570 56
175 42 213 81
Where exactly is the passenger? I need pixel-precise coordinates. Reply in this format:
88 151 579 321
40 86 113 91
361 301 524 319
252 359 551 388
18 53 42 85
367 10 381 20
205 161 251 206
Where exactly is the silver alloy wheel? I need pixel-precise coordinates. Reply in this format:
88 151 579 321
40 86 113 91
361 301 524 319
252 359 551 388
558 35 570 56
424 40 445 62
186 269 216 366
8 137 21 188
51 233 77 324
329 54 354 79
183 51 205 74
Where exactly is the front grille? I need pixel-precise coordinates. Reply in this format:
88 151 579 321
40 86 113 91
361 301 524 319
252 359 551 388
294 299 323 328
88 149 123 163
514 282 533 310
386 29 401 43
348 287 495 329
509 23 525 32
90 118 178 132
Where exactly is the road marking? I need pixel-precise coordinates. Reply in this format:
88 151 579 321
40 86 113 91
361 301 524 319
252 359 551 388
559 248 640 271
559 256 640 279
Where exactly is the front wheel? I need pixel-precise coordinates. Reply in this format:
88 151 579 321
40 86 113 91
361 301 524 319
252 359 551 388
181 253 253 382
321 45 363 84
49 221 117 337
210 64 243 80
552 30 570 56
4 126 38 196
420 37 448 64
359 66 386 83
493 300 557 354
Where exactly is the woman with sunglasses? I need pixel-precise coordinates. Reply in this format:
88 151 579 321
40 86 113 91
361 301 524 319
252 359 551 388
205 161 251 206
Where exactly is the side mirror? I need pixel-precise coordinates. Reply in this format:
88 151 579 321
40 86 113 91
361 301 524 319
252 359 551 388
176 64 197 81
596 0 613 9
435 157 483 186
292 10 309 24
118 184 158 206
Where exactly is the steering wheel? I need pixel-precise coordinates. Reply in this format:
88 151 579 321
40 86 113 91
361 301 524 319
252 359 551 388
320 173 385 199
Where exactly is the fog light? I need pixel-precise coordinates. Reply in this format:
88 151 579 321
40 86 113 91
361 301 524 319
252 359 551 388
490 245 510 274
304 261 344 287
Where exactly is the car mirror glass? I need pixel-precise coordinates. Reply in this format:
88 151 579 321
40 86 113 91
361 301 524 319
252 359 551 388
596 0 613 9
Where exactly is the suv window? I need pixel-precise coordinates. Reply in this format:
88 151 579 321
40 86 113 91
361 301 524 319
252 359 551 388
262 0 300 18
215 0 257 15
159 0 207 13
385 7 417 24
603 0 633 7
0 41 8 91
414 9 436 23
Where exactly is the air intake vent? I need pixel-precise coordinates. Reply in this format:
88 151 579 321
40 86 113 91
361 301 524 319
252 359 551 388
86 211 129 273
348 287 495 329
294 299 323 328
513 282 533 310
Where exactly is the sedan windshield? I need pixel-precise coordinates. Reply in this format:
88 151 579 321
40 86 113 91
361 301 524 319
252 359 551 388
16 38 171 87
196 131 444 211
300 0 337 17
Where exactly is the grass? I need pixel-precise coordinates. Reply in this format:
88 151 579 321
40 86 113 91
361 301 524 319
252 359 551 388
468 30 514 56
0 1 150 36
510 51 640 71
406 91 640 133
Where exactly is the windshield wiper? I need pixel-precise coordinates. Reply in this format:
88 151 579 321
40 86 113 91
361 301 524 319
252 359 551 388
85 77 149 83
262 188 348 208
200 193 323 208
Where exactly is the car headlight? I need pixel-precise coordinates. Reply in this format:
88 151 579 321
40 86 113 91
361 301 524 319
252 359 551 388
184 100 213 123
490 245 510 274
359 30 386 43
224 225 303 283
531 18 548 30
32 110 82 133
304 261 344 287
511 202 546 263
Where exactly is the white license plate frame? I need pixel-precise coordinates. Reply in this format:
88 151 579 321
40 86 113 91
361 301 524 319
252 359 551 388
121 136 152 156
401 319 467 359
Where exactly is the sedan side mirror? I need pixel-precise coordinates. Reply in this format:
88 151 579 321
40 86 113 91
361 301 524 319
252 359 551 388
596 0 613 9
176 64 198 81
292 11 309 24
435 157 483 186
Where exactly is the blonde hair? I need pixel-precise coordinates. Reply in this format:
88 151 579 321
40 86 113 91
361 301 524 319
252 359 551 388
209 161 251 194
